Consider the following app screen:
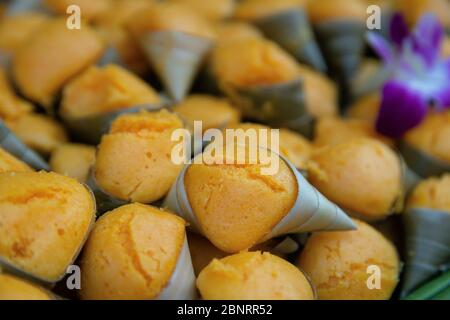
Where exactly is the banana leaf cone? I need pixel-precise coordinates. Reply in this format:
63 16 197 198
139 30 214 102
97 46 124 68
60 102 167 145
6 0 46 15
253 9 327 72
313 19 366 99
163 149 356 240
399 141 450 178
221 78 315 138
0 119 49 170
192 64 222 95
400 208 450 297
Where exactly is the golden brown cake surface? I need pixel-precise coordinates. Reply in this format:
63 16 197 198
234 0 305 21
307 0 367 23
185 144 297 253
12 18 104 106
126 2 216 40
0 147 33 174
94 110 184 203
314 117 392 147
0 171 95 281
406 174 450 213
212 38 301 88
404 111 450 163
0 274 51 300
6 113 68 155
61 64 160 119
197 251 315 300
308 138 402 219
80 203 186 300
299 219 400 300
173 95 240 131
50 143 96 183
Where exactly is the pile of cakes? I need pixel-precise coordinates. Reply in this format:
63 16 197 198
0 0 449 301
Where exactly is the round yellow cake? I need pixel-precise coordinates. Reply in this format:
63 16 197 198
6 113 68 155
61 64 161 119
173 95 240 131
184 144 297 253
12 18 104 107
234 0 305 21
44 0 113 21
307 0 367 23
211 37 301 88
0 13 47 55
170 0 235 21
314 117 392 147
0 171 95 282
0 147 32 173
308 138 402 220
404 111 450 164
298 219 400 300
94 110 184 203
0 274 51 300
50 143 96 183
213 22 262 46
80 203 186 300
406 174 450 212
126 2 216 40
197 251 315 300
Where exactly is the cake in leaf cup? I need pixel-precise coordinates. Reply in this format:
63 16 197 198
90 109 184 214
298 219 400 300
80 203 196 300
0 171 95 284
60 64 164 144
234 0 326 71
197 251 316 300
400 175 450 297
308 138 403 221
164 142 354 253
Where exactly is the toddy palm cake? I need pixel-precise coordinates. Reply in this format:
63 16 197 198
50 143 96 183
308 138 402 220
299 219 400 300
12 18 104 108
0 171 95 282
80 203 195 300
93 110 184 207
197 251 315 300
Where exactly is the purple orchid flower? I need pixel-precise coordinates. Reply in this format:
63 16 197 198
367 13 450 138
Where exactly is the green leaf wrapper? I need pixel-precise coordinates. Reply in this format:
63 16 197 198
400 209 450 297
253 9 327 72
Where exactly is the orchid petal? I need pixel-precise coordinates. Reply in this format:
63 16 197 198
367 32 394 63
412 14 444 66
376 81 428 137
390 13 409 47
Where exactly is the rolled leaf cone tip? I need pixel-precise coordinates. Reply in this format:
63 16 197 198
139 31 213 102
163 153 355 241
313 20 366 96
223 79 314 138
400 208 450 297
254 9 327 72
0 120 49 171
